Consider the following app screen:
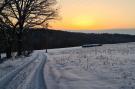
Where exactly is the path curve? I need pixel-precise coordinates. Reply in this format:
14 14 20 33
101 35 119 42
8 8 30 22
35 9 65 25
0 51 47 89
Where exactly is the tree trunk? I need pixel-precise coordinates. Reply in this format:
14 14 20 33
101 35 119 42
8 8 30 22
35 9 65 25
17 33 22 56
6 45 12 58
17 41 22 56
6 39 12 58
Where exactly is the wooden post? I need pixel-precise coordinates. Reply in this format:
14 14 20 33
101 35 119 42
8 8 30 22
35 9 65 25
45 23 49 53
0 53 1 60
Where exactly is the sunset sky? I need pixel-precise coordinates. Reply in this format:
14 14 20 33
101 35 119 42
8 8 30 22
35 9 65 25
51 0 135 30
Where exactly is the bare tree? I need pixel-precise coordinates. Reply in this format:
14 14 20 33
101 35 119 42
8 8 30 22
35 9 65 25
0 0 58 56
0 0 13 58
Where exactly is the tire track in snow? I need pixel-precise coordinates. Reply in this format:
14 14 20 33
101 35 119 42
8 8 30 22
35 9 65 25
0 53 39 89
32 53 47 89
0 51 47 89
23 52 47 89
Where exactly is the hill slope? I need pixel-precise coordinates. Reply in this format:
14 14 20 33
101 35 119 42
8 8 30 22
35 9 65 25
1 29 135 52
26 29 135 50
45 42 135 89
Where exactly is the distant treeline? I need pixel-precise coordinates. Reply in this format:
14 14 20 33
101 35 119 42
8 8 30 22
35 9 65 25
1 28 135 52
26 28 135 50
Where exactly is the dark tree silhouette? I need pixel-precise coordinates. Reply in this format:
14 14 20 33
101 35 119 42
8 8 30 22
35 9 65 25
0 0 13 58
0 0 58 56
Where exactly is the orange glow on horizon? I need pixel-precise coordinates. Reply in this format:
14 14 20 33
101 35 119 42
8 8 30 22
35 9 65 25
50 0 135 30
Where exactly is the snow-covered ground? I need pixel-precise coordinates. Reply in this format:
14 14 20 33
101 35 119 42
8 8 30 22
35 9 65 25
0 51 47 89
1 42 135 89
0 52 37 79
45 42 135 89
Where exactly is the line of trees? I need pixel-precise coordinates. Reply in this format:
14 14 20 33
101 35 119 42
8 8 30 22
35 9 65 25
0 0 58 59
21 29 135 50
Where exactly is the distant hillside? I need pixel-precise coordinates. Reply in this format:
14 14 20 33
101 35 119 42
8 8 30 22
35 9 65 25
24 28 135 50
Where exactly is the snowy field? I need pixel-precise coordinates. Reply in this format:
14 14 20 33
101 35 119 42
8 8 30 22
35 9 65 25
1 42 135 89
45 42 135 89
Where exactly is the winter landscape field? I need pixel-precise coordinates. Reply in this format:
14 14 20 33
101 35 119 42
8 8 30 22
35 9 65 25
45 42 135 89
1 42 135 89
0 0 135 89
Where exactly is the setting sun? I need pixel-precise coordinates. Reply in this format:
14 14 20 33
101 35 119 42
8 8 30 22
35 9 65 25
71 16 94 29
51 0 135 30
71 16 94 27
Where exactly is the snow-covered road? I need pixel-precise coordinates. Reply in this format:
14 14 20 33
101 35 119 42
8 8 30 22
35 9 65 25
0 51 47 89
